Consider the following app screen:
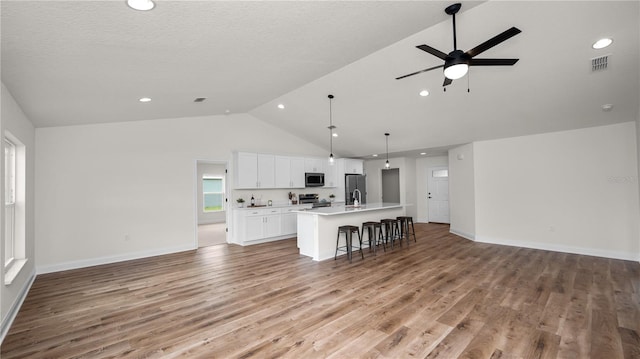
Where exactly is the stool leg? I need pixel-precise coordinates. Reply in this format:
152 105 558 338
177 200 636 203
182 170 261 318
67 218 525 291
378 226 386 251
335 231 340 260
410 219 416 242
346 231 352 263
357 229 364 260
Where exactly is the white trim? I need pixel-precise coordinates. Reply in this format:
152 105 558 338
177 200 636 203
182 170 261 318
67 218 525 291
475 235 640 262
36 244 196 275
1 267 35 345
450 228 475 241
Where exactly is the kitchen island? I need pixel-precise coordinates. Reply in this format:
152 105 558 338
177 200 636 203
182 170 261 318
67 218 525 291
293 203 405 261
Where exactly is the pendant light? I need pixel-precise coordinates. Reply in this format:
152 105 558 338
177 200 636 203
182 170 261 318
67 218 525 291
327 94 335 165
384 133 390 169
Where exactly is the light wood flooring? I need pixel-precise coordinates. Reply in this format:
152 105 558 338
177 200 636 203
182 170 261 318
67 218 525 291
2 223 639 358
198 223 227 247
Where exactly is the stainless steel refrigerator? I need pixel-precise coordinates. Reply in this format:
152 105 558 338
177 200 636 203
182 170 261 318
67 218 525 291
345 174 367 205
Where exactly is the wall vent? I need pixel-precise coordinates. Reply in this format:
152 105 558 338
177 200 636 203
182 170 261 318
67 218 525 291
591 55 609 71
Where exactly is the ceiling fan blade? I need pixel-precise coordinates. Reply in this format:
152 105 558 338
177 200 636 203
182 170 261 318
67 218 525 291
395 64 444 80
465 27 522 58
416 45 448 60
469 58 519 66
443 77 453 87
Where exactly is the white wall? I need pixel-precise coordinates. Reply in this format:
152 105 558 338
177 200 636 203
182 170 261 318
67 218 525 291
448 144 476 240
415 155 449 223
197 162 227 225
1 83 36 339
474 122 639 261
35 113 328 273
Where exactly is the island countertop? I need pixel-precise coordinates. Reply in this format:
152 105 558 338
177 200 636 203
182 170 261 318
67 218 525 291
292 202 403 216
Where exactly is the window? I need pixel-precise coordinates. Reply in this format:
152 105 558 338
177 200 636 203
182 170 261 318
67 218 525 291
4 133 27 285
4 138 16 268
203 177 224 212
432 169 449 178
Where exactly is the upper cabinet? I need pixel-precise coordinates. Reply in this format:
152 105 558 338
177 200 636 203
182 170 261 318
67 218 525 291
275 156 305 188
234 152 275 188
324 161 338 187
257 154 275 188
304 158 325 173
344 158 364 174
235 152 258 189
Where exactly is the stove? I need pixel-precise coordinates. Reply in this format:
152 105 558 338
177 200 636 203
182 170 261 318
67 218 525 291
298 193 319 204
299 194 332 208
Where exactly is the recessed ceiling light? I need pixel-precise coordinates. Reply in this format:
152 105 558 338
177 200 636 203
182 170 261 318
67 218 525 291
419 90 430 97
372 154 378 157
332 133 338 137
601 104 614 112
126 0 155 11
277 104 285 109
138 97 152 103
420 152 427 155
592 38 613 49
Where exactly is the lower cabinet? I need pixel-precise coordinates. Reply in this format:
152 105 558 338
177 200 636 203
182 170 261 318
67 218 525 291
233 205 309 245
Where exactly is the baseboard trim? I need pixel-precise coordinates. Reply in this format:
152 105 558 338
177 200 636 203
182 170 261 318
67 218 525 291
36 244 196 275
1 267 36 345
450 228 476 241
475 235 640 262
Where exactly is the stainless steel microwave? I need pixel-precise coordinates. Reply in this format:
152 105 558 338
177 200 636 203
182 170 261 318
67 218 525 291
305 172 325 187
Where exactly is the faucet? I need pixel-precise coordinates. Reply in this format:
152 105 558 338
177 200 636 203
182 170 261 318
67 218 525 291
353 189 361 207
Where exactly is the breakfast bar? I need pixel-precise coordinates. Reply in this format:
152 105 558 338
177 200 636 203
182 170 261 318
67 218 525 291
294 203 405 261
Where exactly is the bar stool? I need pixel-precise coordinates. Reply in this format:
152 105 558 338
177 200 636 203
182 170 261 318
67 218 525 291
361 221 385 255
397 216 417 245
381 218 402 249
335 225 364 262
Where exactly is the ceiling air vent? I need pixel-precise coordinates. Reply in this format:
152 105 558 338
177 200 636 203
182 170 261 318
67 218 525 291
194 97 207 103
591 55 609 72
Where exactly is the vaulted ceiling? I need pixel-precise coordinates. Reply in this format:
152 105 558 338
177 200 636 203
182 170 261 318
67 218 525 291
2 1 638 158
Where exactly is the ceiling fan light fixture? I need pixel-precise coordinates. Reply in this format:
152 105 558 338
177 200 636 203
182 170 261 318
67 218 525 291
126 0 155 11
444 62 468 80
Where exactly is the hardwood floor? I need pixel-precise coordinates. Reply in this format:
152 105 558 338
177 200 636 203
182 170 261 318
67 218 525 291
2 223 639 358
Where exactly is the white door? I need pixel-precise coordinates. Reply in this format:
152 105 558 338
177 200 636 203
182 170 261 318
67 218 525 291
427 166 450 223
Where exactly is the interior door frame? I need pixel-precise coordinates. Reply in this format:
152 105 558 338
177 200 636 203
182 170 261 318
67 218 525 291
427 166 450 223
194 159 230 248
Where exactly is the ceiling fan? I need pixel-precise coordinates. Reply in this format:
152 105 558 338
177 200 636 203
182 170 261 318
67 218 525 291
396 3 521 88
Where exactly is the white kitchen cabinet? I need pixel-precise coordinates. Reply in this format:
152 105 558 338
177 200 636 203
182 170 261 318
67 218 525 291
238 207 282 242
304 157 325 173
257 154 275 188
344 158 364 174
281 207 298 235
234 152 275 189
324 161 338 187
234 152 259 188
232 205 311 245
275 156 305 188
290 157 305 187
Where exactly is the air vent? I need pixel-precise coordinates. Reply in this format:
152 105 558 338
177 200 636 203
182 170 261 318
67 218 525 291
591 55 609 72
194 97 207 103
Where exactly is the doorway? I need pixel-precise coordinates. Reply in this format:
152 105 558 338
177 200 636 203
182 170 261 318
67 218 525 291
196 160 228 247
427 166 450 223
381 168 400 203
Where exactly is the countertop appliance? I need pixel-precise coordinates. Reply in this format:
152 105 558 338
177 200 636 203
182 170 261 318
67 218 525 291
345 174 367 205
305 172 325 187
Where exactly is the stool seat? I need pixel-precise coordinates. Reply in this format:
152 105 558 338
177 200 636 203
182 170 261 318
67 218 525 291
335 225 364 262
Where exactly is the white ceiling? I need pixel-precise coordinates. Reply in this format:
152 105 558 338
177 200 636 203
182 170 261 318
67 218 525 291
2 1 639 159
